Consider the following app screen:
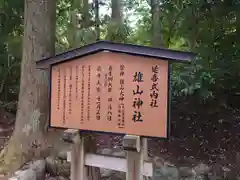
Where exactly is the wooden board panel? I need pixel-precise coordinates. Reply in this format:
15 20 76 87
50 51 169 138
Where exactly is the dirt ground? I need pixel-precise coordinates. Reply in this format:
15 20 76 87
0 109 14 156
95 101 240 167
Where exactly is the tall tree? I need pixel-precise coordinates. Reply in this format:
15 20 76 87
68 0 96 47
68 0 81 48
107 0 126 42
95 0 100 40
0 0 56 173
82 0 90 28
150 0 164 47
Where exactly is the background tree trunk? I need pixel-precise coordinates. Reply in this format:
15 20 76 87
151 0 164 47
83 0 90 28
95 0 100 40
0 0 56 173
107 0 124 42
111 0 122 23
236 8 240 46
68 0 81 48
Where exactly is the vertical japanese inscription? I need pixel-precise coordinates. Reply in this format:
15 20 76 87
107 66 113 121
80 65 85 124
87 65 91 121
104 72 108 87
118 65 125 128
68 67 72 115
75 65 79 99
150 65 159 108
57 68 60 110
96 66 101 120
62 68 67 125
132 72 144 122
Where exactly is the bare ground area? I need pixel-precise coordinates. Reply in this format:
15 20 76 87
0 109 14 179
95 102 240 168
0 109 14 155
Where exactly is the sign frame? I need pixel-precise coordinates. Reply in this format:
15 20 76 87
36 41 195 139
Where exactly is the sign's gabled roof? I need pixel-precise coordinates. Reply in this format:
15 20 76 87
36 40 196 68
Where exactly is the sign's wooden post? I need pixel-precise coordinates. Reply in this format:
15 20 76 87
70 140 79 180
123 135 150 180
126 150 142 180
63 129 86 180
141 138 149 180
78 133 86 180
123 135 142 180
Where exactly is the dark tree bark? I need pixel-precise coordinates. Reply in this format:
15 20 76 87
0 0 56 173
69 0 80 48
107 0 125 42
95 0 100 40
111 0 122 22
83 0 90 28
151 0 164 47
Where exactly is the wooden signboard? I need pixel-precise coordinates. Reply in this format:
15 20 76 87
36 41 194 138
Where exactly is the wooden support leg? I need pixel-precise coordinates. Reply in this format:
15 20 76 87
141 138 151 180
63 129 87 180
142 138 148 160
78 134 86 180
70 141 78 180
126 150 142 180
123 135 143 180
64 130 101 180
70 132 86 180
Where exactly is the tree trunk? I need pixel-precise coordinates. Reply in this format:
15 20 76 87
0 0 56 173
68 0 91 47
83 0 90 28
95 0 100 40
236 7 240 47
107 0 124 42
69 0 80 48
151 0 164 47
111 0 122 23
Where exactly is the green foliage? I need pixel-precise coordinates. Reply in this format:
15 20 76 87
129 0 239 103
171 62 216 102
0 0 23 107
175 0 239 102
